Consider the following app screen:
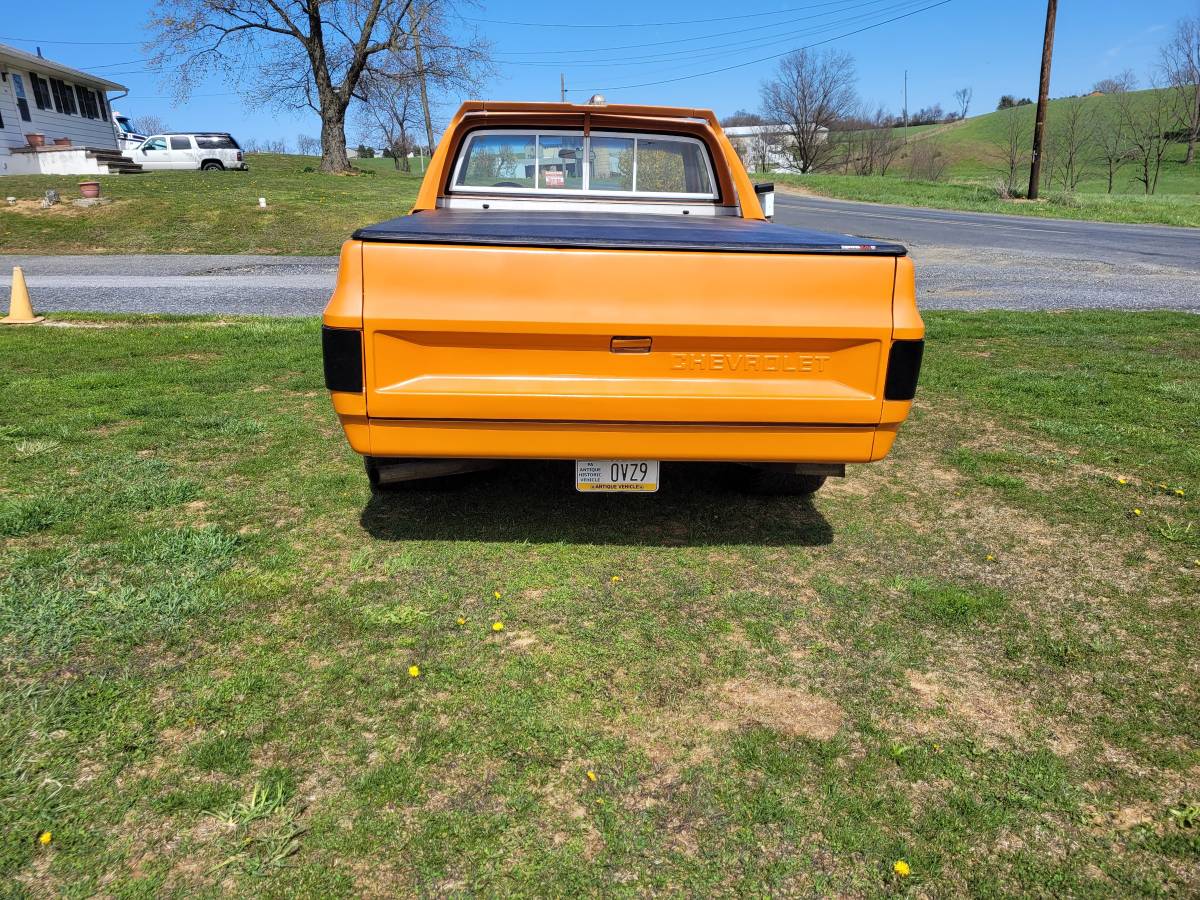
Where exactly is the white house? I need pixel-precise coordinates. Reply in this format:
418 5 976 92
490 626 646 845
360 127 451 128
724 124 828 174
0 43 140 175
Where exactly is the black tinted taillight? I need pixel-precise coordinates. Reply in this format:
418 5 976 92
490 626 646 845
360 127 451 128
884 339 924 401
322 326 363 393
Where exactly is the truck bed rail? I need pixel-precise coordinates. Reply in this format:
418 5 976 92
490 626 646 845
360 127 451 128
353 209 907 256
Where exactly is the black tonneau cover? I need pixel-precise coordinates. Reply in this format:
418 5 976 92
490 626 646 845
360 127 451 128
353 208 906 256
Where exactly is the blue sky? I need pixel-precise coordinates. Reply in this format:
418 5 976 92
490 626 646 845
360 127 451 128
1 0 1191 146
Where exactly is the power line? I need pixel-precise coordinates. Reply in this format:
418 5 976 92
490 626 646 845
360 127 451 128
501 0 931 69
0 35 142 45
493 0 897 57
81 57 155 70
570 0 954 92
466 0 874 29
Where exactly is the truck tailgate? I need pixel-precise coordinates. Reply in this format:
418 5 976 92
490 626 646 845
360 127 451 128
361 238 899 427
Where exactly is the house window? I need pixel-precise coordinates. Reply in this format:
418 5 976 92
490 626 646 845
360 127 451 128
49 78 78 115
75 85 100 119
30 73 52 111
11 74 32 122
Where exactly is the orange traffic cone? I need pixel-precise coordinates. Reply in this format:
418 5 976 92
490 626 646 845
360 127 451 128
2 267 44 325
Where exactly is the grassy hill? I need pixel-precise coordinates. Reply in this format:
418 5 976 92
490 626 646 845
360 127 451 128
774 88 1200 226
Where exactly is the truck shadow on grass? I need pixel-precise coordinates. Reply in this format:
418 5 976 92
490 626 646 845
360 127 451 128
359 460 833 547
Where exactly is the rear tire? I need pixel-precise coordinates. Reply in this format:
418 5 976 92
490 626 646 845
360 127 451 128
201 160 224 171
735 466 828 496
365 457 387 493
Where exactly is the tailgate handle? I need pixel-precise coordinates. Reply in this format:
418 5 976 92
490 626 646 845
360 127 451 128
611 336 652 353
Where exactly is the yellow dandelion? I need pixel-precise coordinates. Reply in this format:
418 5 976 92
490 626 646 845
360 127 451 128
1133 508 1143 516
1117 477 1128 485
1175 489 1185 497
492 621 505 632
1158 482 1168 489
611 575 622 583
408 665 420 678
494 590 502 599
893 860 911 877
587 770 598 782
456 616 466 626
985 554 995 562
38 831 52 846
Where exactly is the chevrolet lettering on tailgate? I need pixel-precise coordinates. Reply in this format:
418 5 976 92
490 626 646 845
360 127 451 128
670 352 833 374
321 99 924 496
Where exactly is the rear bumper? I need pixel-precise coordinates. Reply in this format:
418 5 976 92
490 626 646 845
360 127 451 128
333 415 903 463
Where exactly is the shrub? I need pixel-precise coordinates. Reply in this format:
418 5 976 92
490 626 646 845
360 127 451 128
907 141 949 181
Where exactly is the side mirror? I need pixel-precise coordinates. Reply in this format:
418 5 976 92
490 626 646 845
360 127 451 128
754 182 775 219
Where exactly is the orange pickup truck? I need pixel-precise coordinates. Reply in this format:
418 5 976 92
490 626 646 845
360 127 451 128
322 100 923 494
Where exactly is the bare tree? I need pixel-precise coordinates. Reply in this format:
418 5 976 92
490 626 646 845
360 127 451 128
1047 97 1093 190
296 134 321 156
954 86 973 120
909 104 945 126
358 68 422 170
730 127 783 174
721 110 765 128
996 109 1029 195
760 49 858 173
133 114 170 135
1092 70 1138 94
1160 12 1200 164
1095 100 1134 193
146 0 422 173
241 137 288 153
1122 84 1174 194
838 107 902 176
907 140 948 181
355 6 489 169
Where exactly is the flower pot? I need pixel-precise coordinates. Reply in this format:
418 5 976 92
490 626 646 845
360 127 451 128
78 181 101 199
53 138 72 147
25 133 45 148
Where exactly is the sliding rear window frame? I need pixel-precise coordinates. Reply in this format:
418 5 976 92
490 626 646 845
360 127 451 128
447 127 722 202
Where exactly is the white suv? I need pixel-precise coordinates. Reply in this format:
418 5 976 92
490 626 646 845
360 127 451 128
135 133 247 171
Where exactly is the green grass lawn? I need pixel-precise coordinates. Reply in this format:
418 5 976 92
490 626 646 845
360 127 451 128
772 89 1200 227
0 154 423 255
2 312 1198 895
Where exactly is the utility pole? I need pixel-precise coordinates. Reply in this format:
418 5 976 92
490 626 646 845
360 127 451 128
560 73 565 103
1027 0 1058 200
411 11 436 169
903 69 908 144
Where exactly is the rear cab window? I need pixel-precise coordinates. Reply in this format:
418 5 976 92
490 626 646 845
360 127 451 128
451 130 717 200
195 134 239 150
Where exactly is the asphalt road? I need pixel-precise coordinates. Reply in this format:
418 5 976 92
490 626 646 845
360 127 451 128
2 194 1197 314
772 193 1200 271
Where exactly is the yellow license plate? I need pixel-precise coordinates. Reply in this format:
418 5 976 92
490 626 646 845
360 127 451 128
575 460 659 493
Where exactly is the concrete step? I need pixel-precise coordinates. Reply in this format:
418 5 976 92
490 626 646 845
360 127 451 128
84 147 145 174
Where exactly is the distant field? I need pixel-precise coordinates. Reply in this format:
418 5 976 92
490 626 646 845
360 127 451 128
772 89 1200 227
0 154 423 255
